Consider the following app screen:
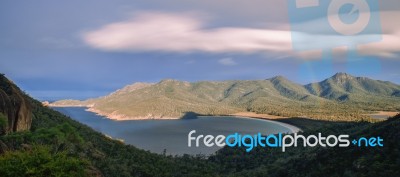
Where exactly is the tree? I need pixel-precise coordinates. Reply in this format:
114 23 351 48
0 145 89 177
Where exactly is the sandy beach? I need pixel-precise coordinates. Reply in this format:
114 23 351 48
228 112 301 133
365 111 399 119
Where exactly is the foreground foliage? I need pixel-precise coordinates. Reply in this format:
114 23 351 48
0 145 88 177
211 115 400 177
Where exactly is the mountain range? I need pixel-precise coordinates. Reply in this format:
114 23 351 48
50 73 400 121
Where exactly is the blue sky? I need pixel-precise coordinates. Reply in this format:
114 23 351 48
1 0 399 101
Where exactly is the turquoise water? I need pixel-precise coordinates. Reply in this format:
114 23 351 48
53 107 292 155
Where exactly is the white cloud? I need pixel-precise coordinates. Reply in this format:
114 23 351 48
218 58 237 66
83 12 292 53
83 11 400 59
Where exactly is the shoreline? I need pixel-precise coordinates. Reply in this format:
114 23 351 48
51 106 302 133
229 112 302 133
85 107 180 120
363 111 399 119
48 105 87 107
198 115 301 133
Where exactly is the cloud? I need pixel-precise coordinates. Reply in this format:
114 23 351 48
83 11 400 59
218 58 237 66
83 12 292 53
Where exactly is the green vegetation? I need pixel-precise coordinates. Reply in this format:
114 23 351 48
51 73 400 121
0 113 7 135
0 145 89 177
2 98 218 176
210 115 400 176
1 73 400 176
6 103 400 176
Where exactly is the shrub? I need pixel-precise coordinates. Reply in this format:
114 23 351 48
0 145 89 177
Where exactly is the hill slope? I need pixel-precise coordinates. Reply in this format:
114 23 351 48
51 73 400 121
306 72 400 100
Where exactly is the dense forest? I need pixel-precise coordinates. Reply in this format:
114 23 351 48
1 74 400 176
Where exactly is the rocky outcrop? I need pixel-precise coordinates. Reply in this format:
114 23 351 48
0 74 32 134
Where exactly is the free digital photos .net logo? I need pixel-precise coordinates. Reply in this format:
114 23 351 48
188 131 384 153
288 0 382 77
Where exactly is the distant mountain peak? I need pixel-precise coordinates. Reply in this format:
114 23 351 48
159 79 179 83
158 79 192 87
122 82 153 90
109 82 154 96
332 72 354 79
268 75 288 82
330 72 355 84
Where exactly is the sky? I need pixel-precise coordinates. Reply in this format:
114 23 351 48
0 0 399 101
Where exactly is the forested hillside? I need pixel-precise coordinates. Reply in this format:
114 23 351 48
51 73 400 121
211 114 400 176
